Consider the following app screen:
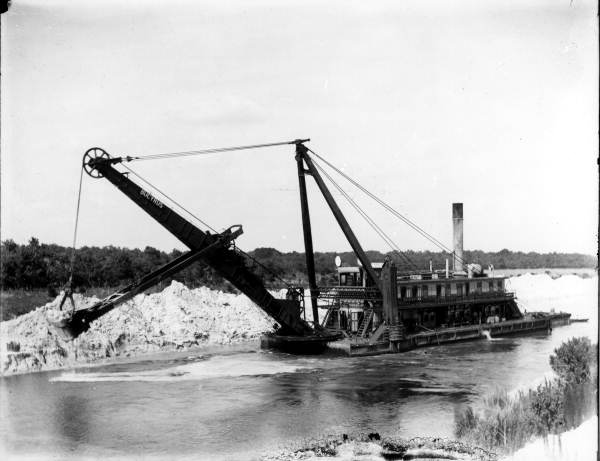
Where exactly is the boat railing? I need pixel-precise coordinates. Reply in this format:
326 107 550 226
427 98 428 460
317 285 515 305
411 315 547 336
398 291 515 306
317 286 382 301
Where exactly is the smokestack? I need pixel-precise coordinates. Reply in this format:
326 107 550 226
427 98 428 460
452 203 464 272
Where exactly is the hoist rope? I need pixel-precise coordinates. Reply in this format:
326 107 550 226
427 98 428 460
311 157 419 270
307 148 468 266
123 140 304 163
66 165 85 285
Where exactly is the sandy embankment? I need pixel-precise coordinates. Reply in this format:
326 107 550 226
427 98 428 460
503 416 598 461
506 272 597 325
0 281 277 376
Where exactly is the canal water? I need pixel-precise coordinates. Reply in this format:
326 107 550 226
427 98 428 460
1 318 596 461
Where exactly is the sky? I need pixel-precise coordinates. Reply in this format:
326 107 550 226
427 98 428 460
1 0 598 256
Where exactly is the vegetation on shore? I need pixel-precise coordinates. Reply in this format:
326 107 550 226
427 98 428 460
2 237 595 291
454 337 598 454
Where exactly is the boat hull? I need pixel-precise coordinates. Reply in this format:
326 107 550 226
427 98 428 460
260 331 343 354
331 316 555 356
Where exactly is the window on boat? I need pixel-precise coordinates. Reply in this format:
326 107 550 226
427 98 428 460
445 283 451 296
457 284 463 296
412 285 418 298
422 285 429 297
400 286 406 299
477 281 482 293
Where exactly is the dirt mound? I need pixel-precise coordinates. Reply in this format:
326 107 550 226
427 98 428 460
1 281 275 376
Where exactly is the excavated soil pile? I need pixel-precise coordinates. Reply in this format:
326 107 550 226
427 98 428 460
1 281 275 376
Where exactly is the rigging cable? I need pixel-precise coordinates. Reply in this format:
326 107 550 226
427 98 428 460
107 139 462 274
112 138 465 267
314 161 416 269
308 147 453 252
118 164 292 288
311 157 419 270
120 164 219 234
308 148 469 266
122 140 305 163
123 145 421 271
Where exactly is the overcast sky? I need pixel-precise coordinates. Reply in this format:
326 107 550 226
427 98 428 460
1 0 597 256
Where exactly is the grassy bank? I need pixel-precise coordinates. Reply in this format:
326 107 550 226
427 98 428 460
0 283 183 321
0 287 118 321
454 337 598 455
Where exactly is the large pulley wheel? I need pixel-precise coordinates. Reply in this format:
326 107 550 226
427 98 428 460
83 147 110 178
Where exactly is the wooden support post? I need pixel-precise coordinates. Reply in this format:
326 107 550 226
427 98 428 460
300 150 382 292
295 143 320 327
382 260 399 326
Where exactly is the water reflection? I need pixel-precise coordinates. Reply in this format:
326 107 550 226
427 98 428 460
55 394 90 444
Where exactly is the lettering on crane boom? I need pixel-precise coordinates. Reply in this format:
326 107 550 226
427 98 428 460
139 189 164 209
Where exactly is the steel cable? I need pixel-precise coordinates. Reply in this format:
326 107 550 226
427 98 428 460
307 148 468 266
120 164 219 233
118 164 291 288
311 158 419 270
66 165 85 285
122 140 306 163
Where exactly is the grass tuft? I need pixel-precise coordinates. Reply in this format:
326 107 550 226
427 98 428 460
454 337 598 454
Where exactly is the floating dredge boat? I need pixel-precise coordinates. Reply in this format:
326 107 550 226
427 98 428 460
315 202 572 356
50 139 570 355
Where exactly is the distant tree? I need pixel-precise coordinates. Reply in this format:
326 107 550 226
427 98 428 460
0 239 21 288
0 238 597 290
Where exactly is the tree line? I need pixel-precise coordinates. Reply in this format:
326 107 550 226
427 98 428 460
0 238 596 291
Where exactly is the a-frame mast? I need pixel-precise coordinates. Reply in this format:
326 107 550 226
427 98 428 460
295 142 382 304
